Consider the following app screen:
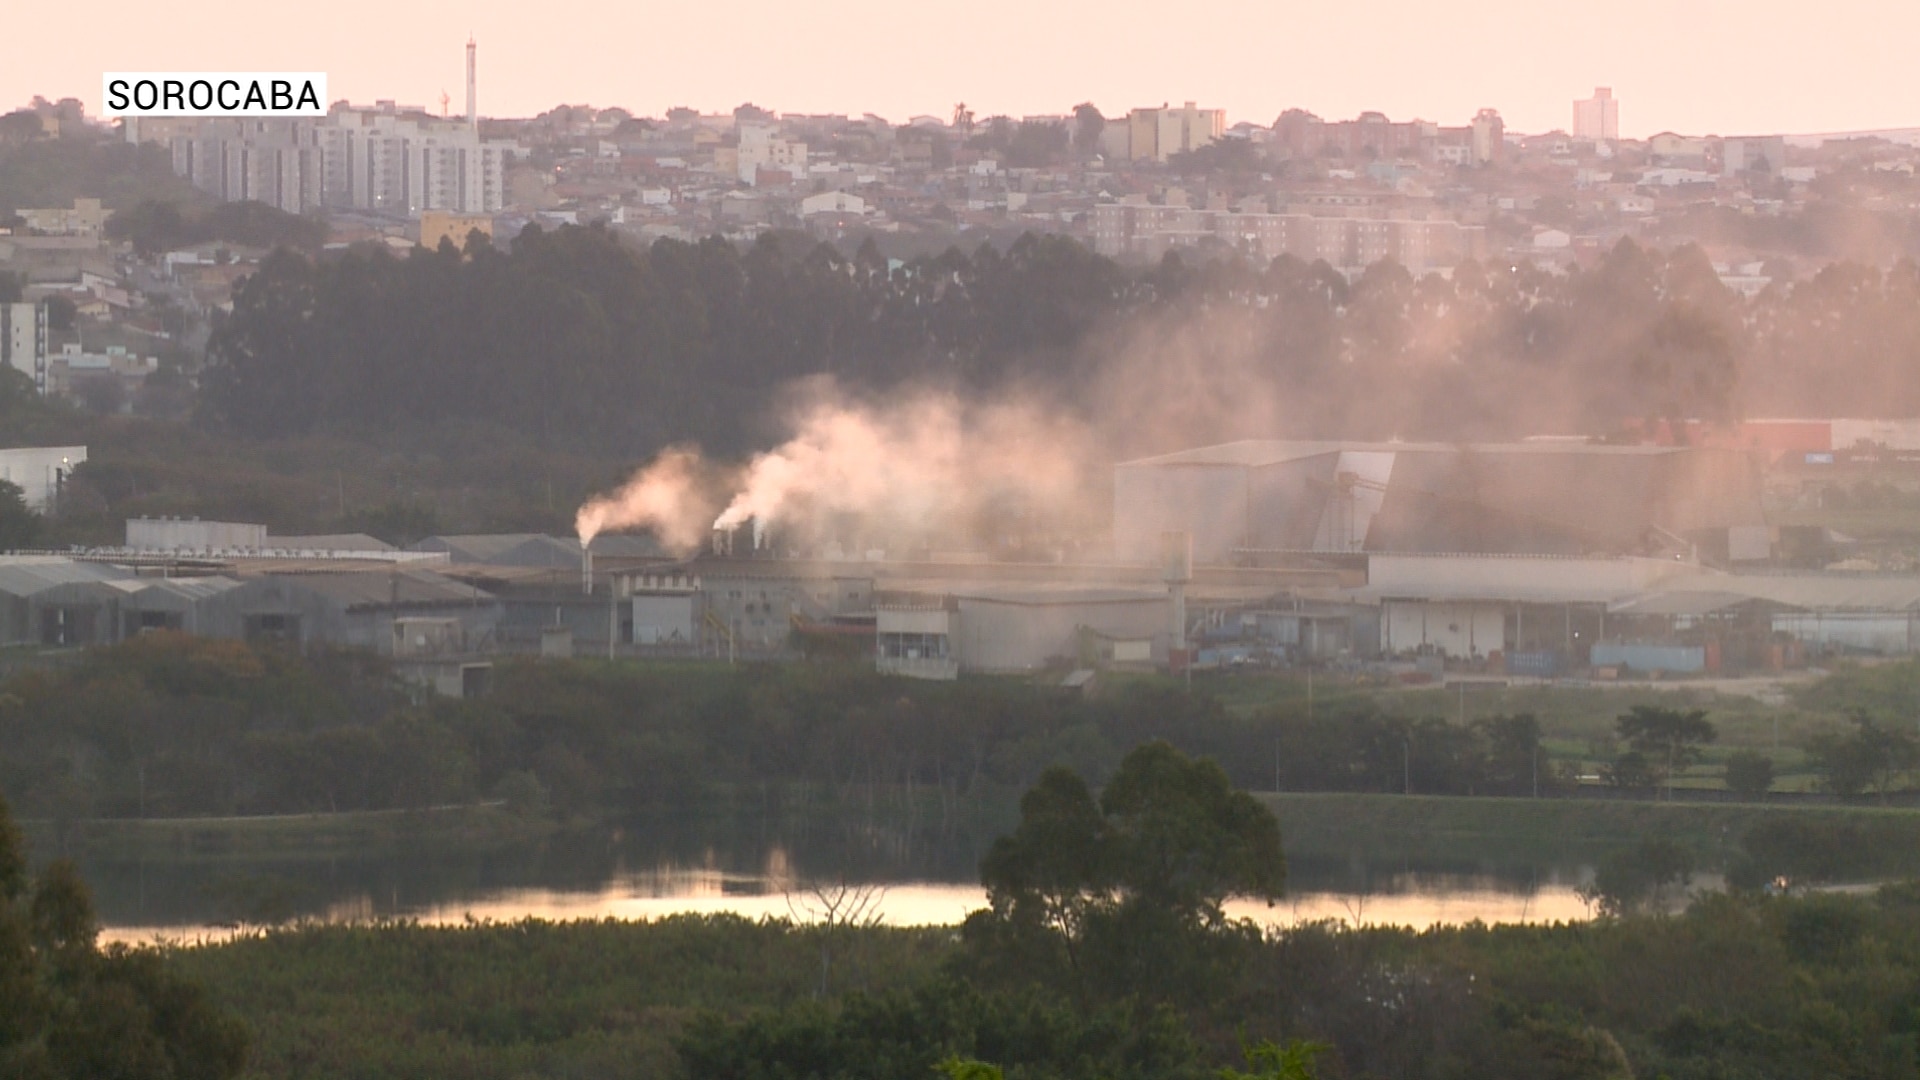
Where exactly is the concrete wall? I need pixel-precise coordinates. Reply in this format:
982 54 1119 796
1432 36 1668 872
196 578 499 654
1591 641 1707 673
126 518 267 551
955 594 1168 672
632 593 696 644
1382 599 1506 658
1368 554 1682 598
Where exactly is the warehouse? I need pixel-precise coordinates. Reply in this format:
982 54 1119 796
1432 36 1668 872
877 585 1171 678
1113 440 1766 565
197 567 499 652
1352 554 1691 668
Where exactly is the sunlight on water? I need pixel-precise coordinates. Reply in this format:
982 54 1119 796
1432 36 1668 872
97 867 1596 948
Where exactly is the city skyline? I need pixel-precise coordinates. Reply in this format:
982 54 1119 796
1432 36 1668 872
8 0 1919 140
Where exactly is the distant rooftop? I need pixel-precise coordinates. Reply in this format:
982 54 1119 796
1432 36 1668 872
1119 439 1707 469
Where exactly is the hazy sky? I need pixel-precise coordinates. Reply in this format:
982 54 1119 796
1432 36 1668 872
14 0 1917 138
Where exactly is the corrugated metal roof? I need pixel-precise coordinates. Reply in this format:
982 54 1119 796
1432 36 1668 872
268 533 396 552
139 576 245 601
1607 590 1781 617
1352 582 1638 605
1656 573 1920 612
261 568 488 608
1120 439 1692 469
954 586 1169 606
0 557 130 598
411 534 581 566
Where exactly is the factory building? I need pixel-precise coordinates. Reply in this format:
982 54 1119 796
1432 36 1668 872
1114 440 1766 565
878 586 1171 679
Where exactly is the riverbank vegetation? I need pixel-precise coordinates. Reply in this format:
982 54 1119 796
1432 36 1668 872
154 753 1920 1080
10 636 1920 838
0 794 247 1077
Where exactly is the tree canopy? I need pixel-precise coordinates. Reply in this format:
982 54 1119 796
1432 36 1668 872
197 225 1920 464
0 793 249 1077
970 743 1282 1003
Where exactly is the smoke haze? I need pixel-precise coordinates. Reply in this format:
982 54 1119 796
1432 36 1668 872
575 447 727 551
578 381 1097 555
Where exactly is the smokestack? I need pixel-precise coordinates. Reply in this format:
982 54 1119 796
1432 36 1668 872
582 542 593 595
465 36 477 131
1161 531 1192 652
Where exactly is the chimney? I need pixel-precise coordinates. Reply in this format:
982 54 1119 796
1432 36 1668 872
465 37 477 131
1160 530 1192 651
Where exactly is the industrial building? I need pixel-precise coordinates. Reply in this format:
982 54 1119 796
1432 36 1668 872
1113 440 1766 565
878 586 1172 679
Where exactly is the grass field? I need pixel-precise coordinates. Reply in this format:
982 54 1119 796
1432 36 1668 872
18 802 553 863
1159 661 1920 793
1266 790 1920 872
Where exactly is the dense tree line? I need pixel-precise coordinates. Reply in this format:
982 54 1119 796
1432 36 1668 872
0 126 202 216
0 636 1579 826
0 795 247 1077
204 226 1124 455
106 199 327 257
22 636 1920 831
202 222 1920 458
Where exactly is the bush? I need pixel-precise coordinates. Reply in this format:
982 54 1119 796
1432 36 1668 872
1723 751 1775 796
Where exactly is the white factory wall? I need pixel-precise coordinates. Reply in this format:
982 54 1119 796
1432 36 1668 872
126 518 267 551
879 608 953 635
1832 419 1920 451
955 595 1169 672
1382 599 1506 658
632 594 696 644
1368 554 1684 598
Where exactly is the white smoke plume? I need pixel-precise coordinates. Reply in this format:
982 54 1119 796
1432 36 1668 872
574 446 728 551
578 383 1097 556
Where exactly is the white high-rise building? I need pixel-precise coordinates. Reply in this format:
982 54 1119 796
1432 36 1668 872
1574 88 1619 141
1 303 48 395
149 42 513 219
170 118 327 214
321 105 510 215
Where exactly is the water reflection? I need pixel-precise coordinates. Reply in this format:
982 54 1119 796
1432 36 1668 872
95 866 1597 948
73 814 1600 946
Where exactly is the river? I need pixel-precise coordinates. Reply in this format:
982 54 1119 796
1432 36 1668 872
72 815 1601 946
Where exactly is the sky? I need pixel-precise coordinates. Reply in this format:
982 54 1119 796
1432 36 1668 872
11 0 1918 138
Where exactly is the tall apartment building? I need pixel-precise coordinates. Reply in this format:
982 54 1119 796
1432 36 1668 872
1469 109 1504 166
1722 135 1787 177
137 43 511 219
1126 102 1225 162
1 303 49 395
1274 110 1431 160
1573 88 1619 141
737 123 809 184
1091 202 1485 274
170 118 328 214
1274 108 1501 165
321 105 510 215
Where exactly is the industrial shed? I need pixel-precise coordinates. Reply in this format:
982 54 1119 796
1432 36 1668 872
1654 573 1920 656
951 586 1170 674
413 532 666 568
0 558 133 645
197 568 499 652
1352 554 1690 665
1113 440 1766 565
